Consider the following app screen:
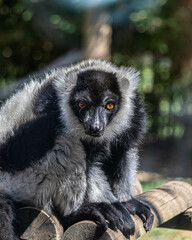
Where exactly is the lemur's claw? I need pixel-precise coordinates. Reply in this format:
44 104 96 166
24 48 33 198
123 198 154 231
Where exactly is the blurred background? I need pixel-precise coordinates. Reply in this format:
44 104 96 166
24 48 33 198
1 0 192 238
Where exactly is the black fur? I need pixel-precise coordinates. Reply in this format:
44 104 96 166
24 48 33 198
75 70 121 97
0 114 60 172
0 83 61 172
33 82 59 115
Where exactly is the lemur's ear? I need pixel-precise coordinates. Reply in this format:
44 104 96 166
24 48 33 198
33 82 58 115
117 67 140 93
119 77 130 90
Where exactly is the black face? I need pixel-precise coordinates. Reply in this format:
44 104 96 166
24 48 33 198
69 70 121 137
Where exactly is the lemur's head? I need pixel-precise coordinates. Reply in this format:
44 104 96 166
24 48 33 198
34 59 141 141
54 59 141 141
69 70 121 137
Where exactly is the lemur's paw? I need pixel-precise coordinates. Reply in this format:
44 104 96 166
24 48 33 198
123 198 154 232
88 202 135 238
112 202 135 237
63 202 135 238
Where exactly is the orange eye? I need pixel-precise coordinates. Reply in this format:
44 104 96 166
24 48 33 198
78 101 87 109
106 103 114 110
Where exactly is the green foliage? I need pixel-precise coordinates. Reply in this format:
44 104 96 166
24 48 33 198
112 0 192 140
141 177 192 192
141 179 167 192
0 0 81 85
142 228 192 240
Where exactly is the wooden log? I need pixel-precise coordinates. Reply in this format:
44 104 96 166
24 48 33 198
131 181 192 239
15 207 63 240
160 207 192 231
62 181 192 240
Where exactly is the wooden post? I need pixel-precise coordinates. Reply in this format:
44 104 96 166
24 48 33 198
83 8 112 60
62 181 192 240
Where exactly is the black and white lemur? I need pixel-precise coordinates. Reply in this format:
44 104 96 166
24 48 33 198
0 59 154 239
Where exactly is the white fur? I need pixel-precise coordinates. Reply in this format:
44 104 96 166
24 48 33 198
112 148 139 201
87 164 117 203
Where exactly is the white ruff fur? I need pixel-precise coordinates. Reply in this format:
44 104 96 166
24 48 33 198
112 148 139 201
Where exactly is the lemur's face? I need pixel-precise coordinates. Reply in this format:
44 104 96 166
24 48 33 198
69 70 121 137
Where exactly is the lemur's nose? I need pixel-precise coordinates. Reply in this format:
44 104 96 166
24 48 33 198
89 124 103 136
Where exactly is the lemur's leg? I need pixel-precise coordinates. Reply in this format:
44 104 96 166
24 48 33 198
111 148 154 232
0 193 19 240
